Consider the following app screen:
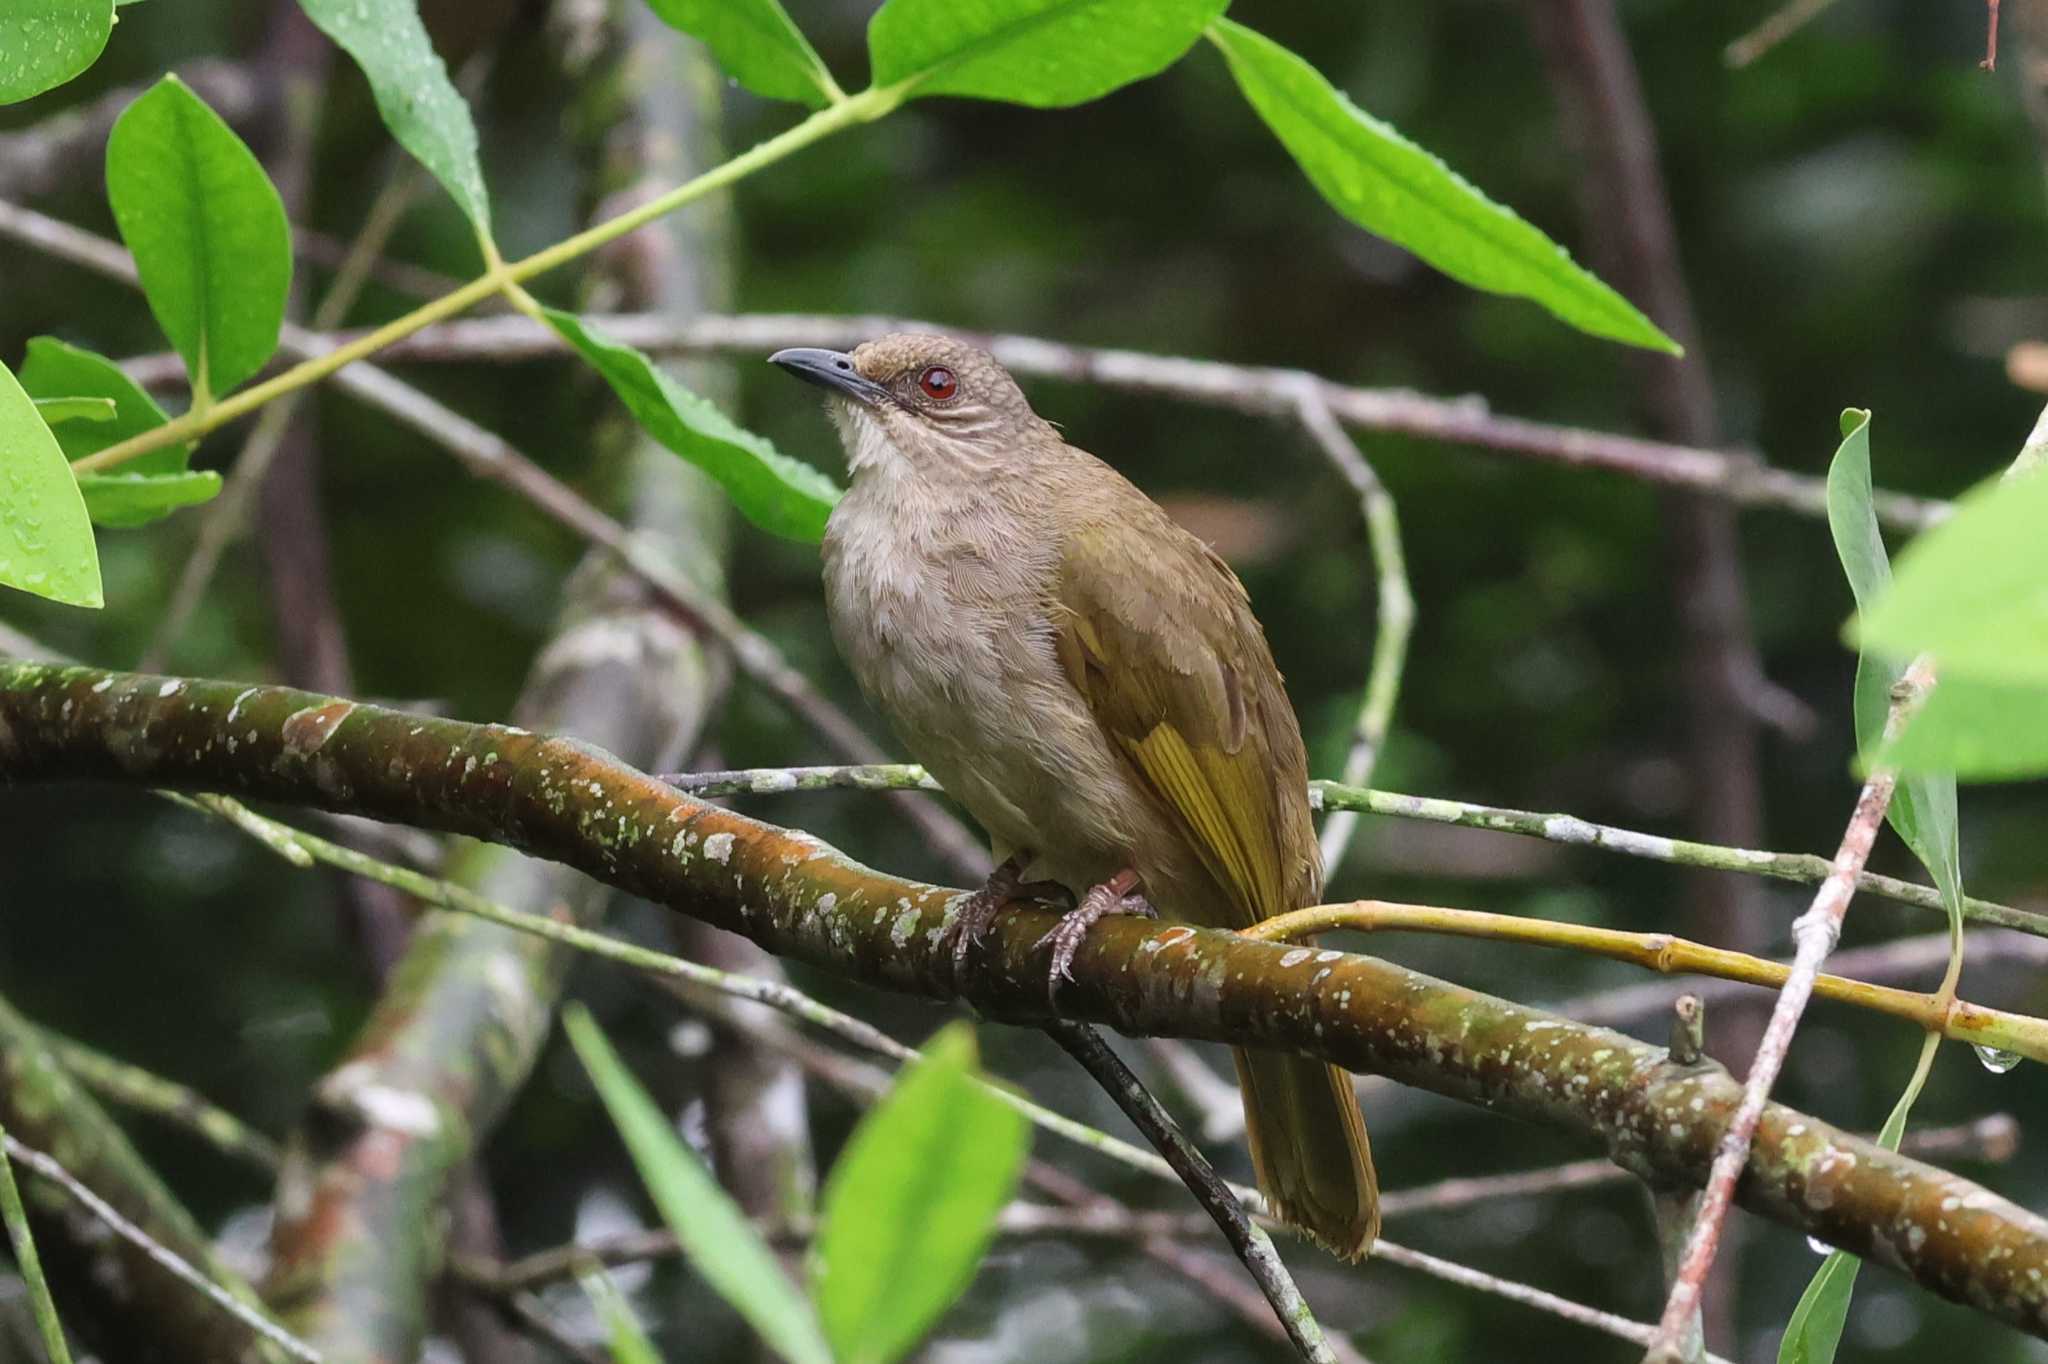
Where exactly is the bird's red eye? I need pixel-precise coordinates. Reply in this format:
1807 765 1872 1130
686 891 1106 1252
918 366 957 401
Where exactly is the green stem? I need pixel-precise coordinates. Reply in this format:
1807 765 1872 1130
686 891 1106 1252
0 1126 75 1364
71 84 902 476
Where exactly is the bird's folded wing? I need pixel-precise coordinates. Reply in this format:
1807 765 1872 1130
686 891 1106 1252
1052 518 1318 926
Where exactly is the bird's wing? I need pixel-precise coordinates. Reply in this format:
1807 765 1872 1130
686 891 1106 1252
1053 510 1320 926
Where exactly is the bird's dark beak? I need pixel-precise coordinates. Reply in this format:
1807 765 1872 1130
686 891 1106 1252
769 348 892 408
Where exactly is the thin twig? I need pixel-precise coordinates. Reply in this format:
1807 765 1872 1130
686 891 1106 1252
1295 391 1414 877
1724 0 1840 67
1238 899 2048 1062
0 1124 73 1364
1645 657 1935 1359
0 1134 321 1362
663 762 2048 938
38 1034 283 1172
141 309 1955 533
1043 1021 1335 1364
1374 1241 1734 1364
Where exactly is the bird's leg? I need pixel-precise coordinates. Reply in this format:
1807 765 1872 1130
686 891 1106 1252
944 852 1071 988
1033 867 1155 996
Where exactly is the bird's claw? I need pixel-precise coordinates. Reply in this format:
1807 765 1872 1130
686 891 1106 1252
1033 877 1152 1001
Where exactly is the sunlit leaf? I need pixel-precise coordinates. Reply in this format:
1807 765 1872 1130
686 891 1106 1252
1879 677 2048 780
869 0 1224 108
1207 19 1678 355
297 0 492 235
106 76 291 401
546 309 841 542
0 362 100 608
0 0 113 105
813 1023 1029 1364
565 1006 831 1364
1854 468 2048 688
647 0 839 108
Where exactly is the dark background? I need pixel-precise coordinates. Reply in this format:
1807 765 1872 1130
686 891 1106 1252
3 1 2045 1360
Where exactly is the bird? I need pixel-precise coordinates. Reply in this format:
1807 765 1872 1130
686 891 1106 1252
771 333 1378 1260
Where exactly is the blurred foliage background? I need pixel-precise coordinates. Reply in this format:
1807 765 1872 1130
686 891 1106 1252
3 1 2046 1360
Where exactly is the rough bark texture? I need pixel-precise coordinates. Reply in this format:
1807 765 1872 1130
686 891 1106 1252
2 662 2043 1339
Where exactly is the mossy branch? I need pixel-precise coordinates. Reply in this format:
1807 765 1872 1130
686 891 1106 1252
2 662 2046 1339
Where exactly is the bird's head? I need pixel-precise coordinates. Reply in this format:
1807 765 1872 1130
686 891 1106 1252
770 333 1050 480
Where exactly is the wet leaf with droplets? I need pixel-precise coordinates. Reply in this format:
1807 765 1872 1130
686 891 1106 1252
0 361 102 608
0 0 114 105
646 0 840 108
297 0 492 237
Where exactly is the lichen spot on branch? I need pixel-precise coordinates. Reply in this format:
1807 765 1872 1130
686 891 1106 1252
282 699 357 757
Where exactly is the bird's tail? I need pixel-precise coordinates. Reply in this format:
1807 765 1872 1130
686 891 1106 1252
1233 1046 1378 1261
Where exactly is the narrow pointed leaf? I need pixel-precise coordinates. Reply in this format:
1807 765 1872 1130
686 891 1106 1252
19 337 190 470
1208 19 1678 355
0 362 101 608
869 0 1225 108
0 0 113 105
1792 409 1967 1364
32 397 117 426
0 1130 75 1364
647 0 839 108
546 309 840 542
565 1006 832 1364
297 0 492 234
580 1269 663 1364
1823 409 1960 903
106 76 291 400
813 1023 1029 1364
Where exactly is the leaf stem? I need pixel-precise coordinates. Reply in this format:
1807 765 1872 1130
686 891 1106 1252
71 86 899 475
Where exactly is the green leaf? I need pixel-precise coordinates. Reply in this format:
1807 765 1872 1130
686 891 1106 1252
21 338 216 527
19 337 190 470
0 0 113 105
580 1268 663 1364
813 1023 1029 1364
869 0 1225 108
32 397 117 426
545 310 841 542
1207 19 1678 355
106 76 291 402
1855 468 2048 688
77 470 222 528
0 361 101 608
1779 1040 1939 1364
564 1006 831 1364
1823 409 1960 906
0 1129 76 1364
297 0 491 236
1879 676 2048 780
646 0 840 108
1795 408 1967 1364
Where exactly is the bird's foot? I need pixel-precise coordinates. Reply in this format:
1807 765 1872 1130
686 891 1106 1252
1033 868 1154 998
945 854 1069 990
